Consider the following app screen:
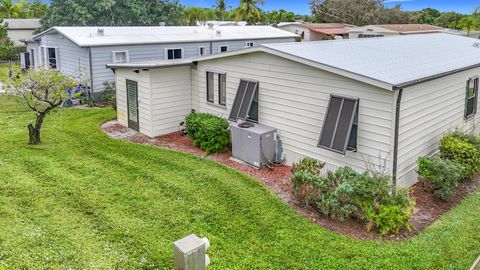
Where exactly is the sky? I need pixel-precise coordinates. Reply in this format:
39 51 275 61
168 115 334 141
180 0 479 15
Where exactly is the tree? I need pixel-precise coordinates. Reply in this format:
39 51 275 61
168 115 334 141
40 0 184 30
233 0 264 24
216 0 227 21
416 8 441 24
0 0 23 18
434 12 465 29
264 9 295 25
184 7 210 26
12 68 77 144
458 15 480 36
310 0 383 25
28 0 48 18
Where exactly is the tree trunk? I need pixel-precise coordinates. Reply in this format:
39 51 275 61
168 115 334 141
28 113 46 145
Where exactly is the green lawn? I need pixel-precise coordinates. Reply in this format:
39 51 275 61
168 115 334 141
0 95 479 269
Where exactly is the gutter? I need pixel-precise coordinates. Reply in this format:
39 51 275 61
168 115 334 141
392 88 403 189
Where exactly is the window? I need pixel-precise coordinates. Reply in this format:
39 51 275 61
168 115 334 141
206 72 214 103
318 95 359 154
167 48 182 60
199 47 206 56
246 42 254 48
30 49 35 67
47 47 57 69
220 46 228 53
219 73 226 106
465 78 478 118
229 79 259 122
112 51 128 63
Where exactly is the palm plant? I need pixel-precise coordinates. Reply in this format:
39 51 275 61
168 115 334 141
458 15 480 36
184 7 209 26
233 0 264 25
216 0 227 21
0 0 23 18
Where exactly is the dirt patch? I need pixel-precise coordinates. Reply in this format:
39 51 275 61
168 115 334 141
101 120 480 241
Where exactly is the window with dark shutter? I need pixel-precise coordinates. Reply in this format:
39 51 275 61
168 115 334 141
229 80 258 122
465 78 478 119
318 95 359 154
206 72 214 103
218 73 226 106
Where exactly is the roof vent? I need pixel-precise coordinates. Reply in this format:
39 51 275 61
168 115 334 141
216 30 222 36
474 42 480 48
159 22 166 27
208 23 214 29
97 28 104 36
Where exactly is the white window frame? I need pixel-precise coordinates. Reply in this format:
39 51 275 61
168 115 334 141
43 46 59 70
198 47 206 56
165 48 183 60
112 50 129 63
245 42 254 48
218 45 229 53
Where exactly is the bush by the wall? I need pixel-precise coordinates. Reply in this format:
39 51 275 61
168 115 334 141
290 164 414 235
292 157 325 175
417 156 463 200
439 133 480 179
185 113 230 154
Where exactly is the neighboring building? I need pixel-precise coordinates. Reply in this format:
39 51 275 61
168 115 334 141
3 18 41 45
25 26 297 98
278 22 349 41
109 34 480 188
198 21 247 26
348 24 444 38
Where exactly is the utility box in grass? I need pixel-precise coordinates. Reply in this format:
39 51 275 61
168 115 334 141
174 234 210 270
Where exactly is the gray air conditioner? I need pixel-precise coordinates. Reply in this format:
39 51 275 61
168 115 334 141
231 122 276 168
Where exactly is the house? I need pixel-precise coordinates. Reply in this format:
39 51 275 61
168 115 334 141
278 22 349 41
25 26 297 99
2 18 41 45
108 34 480 188
348 24 444 38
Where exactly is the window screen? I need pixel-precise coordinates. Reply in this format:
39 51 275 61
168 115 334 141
465 78 478 118
218 73 226 106
318 95 359 154
229 80 258 122
206 72 214 103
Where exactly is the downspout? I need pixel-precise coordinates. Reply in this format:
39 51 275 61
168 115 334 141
209 41 213 55
88 47 94 98
392 88 403 189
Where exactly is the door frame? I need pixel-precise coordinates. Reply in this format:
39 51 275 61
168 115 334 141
126 79 139 131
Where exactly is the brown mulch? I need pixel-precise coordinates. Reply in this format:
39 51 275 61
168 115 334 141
101 121 480 241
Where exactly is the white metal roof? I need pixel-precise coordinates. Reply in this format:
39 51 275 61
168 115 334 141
259 34 480 89
33 26 298 47
3 19 41 29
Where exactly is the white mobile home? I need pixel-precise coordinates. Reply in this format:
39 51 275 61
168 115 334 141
25 26 297 99
109 34 480 187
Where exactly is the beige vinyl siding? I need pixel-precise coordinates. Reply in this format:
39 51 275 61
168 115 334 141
115 68 153 136
7 29 35 45
397 67 480 187
194 52 395 173
149 66 192 137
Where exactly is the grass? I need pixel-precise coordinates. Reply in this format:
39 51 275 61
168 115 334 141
0 94 479 269
0 62 19 85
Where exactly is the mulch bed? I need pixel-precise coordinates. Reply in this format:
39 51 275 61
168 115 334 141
101 120 480 241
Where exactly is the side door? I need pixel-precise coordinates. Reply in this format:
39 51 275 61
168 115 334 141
126 80 139 131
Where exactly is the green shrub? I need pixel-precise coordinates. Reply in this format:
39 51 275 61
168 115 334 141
101 81 116 109
293 166 415 235
291 170 321 206
439 133 480 179
417 156 463 200
185 113 231 154
292 157 325 175
363 191 414 236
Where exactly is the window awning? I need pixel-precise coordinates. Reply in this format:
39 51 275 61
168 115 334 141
310 28 348 35
229 80 258 122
